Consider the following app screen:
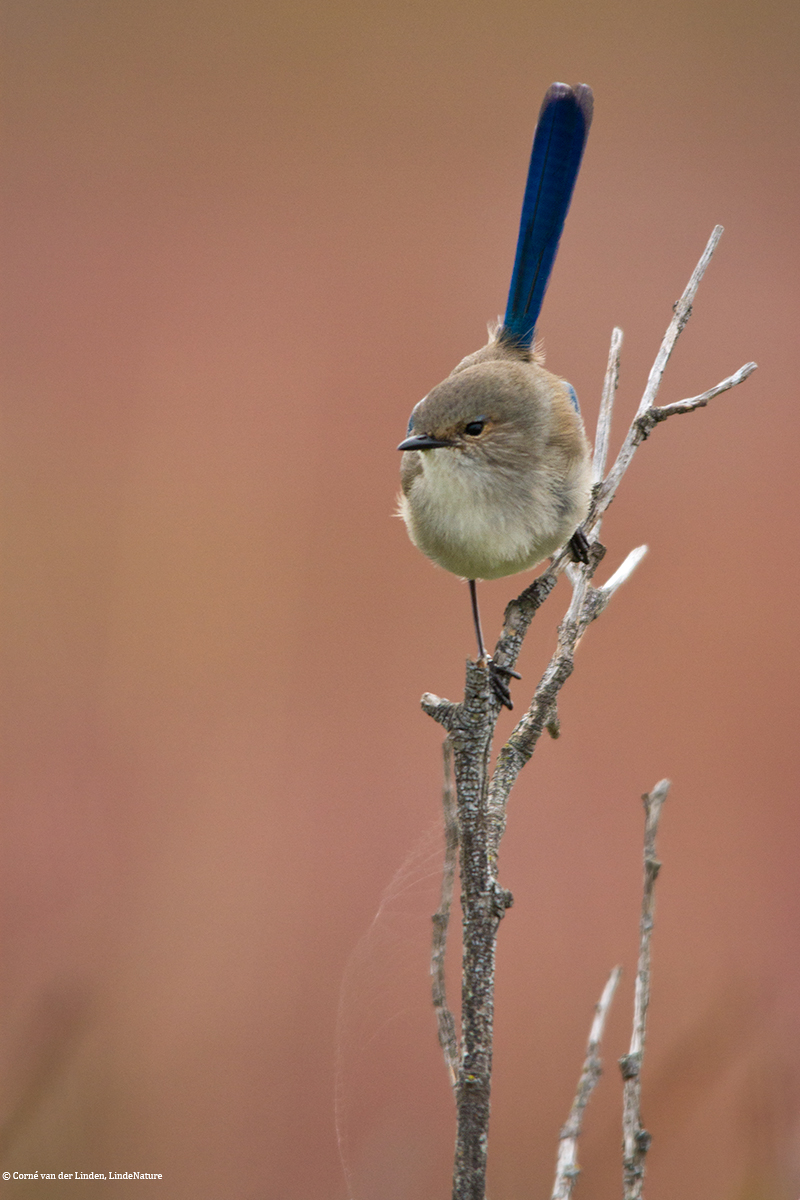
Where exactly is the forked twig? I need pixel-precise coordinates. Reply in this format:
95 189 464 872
595 226 753 512
639 362 756 432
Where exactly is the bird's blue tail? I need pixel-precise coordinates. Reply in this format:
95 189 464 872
500 83 593 350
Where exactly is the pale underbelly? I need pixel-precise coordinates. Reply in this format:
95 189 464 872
399 482 578 580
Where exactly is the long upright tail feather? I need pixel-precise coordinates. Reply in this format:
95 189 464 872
500 82 593 349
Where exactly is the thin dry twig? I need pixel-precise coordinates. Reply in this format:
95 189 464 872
431 737 459 1088
597 545 649 597
639 362 757 432
592 326 623 487
619 780 670 1200
551 966 622 1200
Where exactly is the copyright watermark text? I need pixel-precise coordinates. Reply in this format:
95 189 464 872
2 1173 162 1181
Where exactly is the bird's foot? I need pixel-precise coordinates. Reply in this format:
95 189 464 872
485 658 521 710
568 526 591 564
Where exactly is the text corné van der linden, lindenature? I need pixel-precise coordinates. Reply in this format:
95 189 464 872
10 1172 163 1180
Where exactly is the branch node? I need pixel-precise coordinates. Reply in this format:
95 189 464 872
619 1052 641 1080
645 857 661 881
633 412 656 441
491 884 514 917
635 1129 652 1153
586 539 607 574
421 692 458 729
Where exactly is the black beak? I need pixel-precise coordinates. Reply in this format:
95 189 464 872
397 433 454 451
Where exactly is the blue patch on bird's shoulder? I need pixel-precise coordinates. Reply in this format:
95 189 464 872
565 382 580 413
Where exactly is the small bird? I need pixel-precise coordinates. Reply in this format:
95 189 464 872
397 82 594 707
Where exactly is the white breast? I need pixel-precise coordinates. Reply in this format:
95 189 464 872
400 448 587 580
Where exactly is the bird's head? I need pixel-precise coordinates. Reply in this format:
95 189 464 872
397 351 554 472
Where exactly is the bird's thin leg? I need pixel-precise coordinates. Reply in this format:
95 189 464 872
468 579 520 709
468 579 488 664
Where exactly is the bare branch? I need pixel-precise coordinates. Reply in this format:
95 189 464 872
491 568 561 684
639 361 758 432
597 545 648 598
431 738 459 1088
551 967 622 1200
421 692 460 730
637 225 723 420
592 326 623 487
620 779 671 1200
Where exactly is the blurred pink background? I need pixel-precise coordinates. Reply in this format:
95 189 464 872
2 1 799 1197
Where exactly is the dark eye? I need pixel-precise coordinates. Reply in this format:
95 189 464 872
464 419 486 437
